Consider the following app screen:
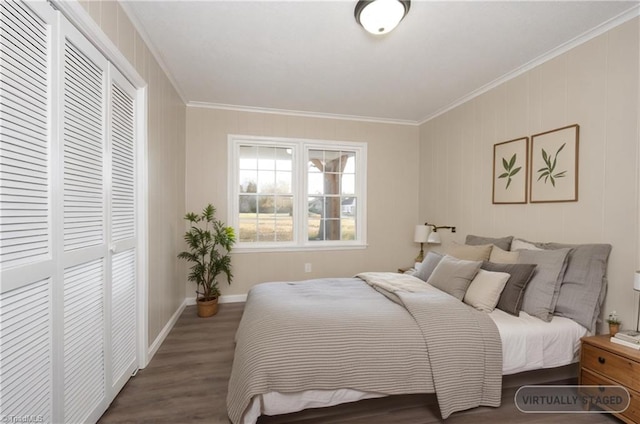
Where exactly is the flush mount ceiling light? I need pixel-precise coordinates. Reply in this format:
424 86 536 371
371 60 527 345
354 0 411 35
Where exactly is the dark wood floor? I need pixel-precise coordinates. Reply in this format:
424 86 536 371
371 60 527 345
99 303 617 424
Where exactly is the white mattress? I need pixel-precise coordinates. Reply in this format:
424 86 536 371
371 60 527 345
242 310 588 423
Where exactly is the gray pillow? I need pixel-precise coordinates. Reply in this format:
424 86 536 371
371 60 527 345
426 255 482 301
414 251 443 282
543 243 612 332
413 252 443 281
466 234 513 251
481 261 537 316
518 248 571 321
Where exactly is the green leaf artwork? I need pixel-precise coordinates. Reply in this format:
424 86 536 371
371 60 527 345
536 143 566 187
497 153 521 189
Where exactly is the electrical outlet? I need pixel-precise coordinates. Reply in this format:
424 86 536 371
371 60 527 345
304 263 312 273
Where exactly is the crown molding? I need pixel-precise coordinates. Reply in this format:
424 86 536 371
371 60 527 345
118 1 187 105
419 4 640 125
188 101 420 126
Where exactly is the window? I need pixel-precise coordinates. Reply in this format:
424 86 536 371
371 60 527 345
237 145 294 243
229 135 367 250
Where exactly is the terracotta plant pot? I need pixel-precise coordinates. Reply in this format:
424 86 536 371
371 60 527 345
609 323 620 336
197 297 219 317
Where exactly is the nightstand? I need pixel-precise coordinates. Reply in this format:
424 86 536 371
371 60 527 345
580 334 640 423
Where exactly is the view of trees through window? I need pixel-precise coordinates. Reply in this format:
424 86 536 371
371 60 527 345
238 145 293 242
237 144 357 243
307 149 356 241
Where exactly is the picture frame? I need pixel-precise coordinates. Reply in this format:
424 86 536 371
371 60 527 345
493 137 528 204
529 124 579 203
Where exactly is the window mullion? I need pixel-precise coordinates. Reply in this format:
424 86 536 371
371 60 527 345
297 144 307 246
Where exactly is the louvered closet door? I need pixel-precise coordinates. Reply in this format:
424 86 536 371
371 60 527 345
60 16 110 424
0 1 55 422
108 66 137 395
1 2 140 422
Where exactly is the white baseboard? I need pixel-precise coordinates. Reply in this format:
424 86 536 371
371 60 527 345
220 294 248 303
145 299 187 366
185 294 247 305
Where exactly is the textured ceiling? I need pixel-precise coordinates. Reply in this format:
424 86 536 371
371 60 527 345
123 1 639 124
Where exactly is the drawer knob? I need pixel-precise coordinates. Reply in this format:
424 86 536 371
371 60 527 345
598 356 606 364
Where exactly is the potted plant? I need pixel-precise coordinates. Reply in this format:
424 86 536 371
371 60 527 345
178 204 236 317
607 311 621 336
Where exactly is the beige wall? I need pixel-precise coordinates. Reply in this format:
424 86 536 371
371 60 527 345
419 18 640 332
79 1 187 347
79 1 639 336
186 107 420 296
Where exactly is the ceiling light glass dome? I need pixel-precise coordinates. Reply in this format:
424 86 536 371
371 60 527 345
355 0 411 35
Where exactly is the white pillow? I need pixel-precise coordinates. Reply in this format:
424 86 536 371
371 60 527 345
464 269 511 312
510 238 543 251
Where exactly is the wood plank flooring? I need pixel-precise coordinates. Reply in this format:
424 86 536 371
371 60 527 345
99 303 617 424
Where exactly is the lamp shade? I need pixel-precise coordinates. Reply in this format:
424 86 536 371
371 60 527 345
634 270 640 291
427 231 441 244
355 0 410 35
414 225 429 243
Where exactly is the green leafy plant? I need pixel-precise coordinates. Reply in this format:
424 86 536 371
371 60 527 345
177 204 236 301
536 143 566 187
497 153 521 189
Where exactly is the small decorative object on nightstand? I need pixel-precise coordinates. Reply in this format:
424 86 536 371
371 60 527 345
580 335 640 423
607 310 621 336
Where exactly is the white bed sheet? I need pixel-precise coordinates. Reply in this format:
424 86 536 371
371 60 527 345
242 310 588 423
490 308 588 375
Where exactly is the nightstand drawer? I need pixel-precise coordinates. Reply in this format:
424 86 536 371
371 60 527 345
582 343 640 393
581 368 640 423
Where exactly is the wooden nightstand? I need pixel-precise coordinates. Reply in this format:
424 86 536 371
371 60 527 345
580 334 640 423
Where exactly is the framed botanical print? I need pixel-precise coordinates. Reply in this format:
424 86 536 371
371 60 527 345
493 137 528 204
529 124 579 203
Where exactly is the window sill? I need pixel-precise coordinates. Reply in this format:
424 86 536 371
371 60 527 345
231 244 368 254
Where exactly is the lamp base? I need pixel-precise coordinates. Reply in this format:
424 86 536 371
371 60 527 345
636 291 640 332
415 246 424 263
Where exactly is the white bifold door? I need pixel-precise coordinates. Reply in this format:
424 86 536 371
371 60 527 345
0 1 139 422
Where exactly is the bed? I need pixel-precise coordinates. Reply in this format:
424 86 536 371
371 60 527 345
227 236 611 424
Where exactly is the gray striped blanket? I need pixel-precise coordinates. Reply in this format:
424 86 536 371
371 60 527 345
227 274 501 423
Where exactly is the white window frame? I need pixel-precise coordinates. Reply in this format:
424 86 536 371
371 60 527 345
228 135 367 252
